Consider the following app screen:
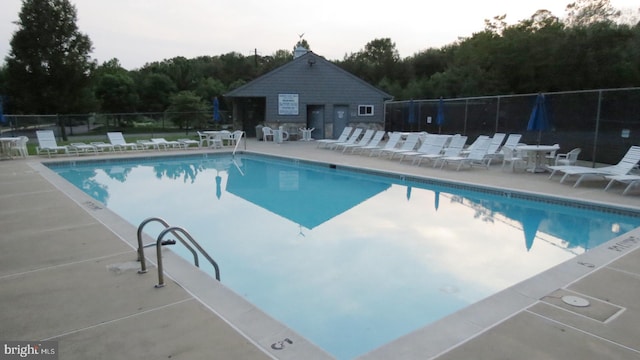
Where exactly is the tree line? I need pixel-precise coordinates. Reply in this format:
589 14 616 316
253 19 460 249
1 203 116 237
1 0 639 124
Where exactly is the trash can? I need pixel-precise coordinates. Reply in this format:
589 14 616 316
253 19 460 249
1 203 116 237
255 125 264 140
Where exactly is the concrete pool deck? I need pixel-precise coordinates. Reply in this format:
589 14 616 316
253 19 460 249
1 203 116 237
1 138 639 359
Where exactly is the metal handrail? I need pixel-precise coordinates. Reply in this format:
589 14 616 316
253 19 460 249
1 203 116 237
232 131 246 156
136 217 199 273
154 226 220 287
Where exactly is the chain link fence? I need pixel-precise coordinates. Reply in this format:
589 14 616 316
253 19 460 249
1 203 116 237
0 110 233 139
385 88 640 165
3 89 639 165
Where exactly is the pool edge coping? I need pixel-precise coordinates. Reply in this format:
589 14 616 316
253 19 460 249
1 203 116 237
31 151 640 360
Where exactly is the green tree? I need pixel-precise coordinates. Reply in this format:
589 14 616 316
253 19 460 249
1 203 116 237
5 0 95 138
565 0 620 27
137 73 176 112
165 90 209 130
94 59 138 114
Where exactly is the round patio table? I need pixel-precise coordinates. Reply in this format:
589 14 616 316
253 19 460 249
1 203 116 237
299 128 314 141
516 144 560 173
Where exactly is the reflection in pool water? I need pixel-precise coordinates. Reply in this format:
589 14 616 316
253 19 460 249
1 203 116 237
49 154 640 360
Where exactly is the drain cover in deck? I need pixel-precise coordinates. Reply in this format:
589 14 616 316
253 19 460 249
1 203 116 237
561 295 590 307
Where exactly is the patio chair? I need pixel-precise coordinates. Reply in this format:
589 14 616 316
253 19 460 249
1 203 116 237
316 127 353 148
501 146 527 172
228 130 244 147
35 130 73 157
545 144 560 165
553 148 581 166
439 137 492 171
10 136 29 158
330 128 363 150
350 130 386 155
107 132 138 151
262 127 275 142
196 131 209 147
548 146 640 187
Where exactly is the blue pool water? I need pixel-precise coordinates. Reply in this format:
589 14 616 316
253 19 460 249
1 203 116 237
48 153 640 359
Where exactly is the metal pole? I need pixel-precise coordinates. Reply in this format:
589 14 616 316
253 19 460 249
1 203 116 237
495 96 501 134
463 99 468 135
592 90 602 168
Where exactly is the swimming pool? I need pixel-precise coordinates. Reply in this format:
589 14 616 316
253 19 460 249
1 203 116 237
48 153 640 359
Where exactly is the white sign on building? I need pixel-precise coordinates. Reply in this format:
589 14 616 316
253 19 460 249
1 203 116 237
278 93 299 115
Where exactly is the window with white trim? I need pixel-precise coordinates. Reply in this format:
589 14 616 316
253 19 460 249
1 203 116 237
358 105 374 116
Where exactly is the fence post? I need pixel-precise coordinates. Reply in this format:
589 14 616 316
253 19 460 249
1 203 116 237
495 96 501 133
463 99 469 135
592 90 603 167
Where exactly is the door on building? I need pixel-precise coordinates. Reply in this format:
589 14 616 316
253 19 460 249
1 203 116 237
307 105 324 139
333 105 349 138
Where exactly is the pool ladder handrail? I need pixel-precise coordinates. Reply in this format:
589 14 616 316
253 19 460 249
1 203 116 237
136 217 220 288
232 131 246 156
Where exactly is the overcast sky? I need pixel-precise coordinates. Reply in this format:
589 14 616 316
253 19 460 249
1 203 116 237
1 0 638 70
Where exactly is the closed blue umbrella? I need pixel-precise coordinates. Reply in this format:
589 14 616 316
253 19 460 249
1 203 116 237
0 97 6 125
213 97 221 123
436 97 445 133
407 99 416 125
527 93 550 145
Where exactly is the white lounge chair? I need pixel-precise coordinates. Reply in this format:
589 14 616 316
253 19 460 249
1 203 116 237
330 128 363 150
422 135 468 167
90 142 115 152
36 130 73 157
351 130 386 155
178 138 200 148
339 129 375 153
548 146 640 187
316 127 353 148
378 133 421 159
502 134 522 150
69 142 98 154
460 135 489 155
107 132 138 151
398 134 448 163
151 138 182 149
604 174 640 195
369 132 403 157
485 133 506 158
440 137 492 171
136 139 162 150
